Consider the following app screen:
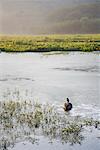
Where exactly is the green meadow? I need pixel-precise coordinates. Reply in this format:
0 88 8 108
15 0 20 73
0 34 100 52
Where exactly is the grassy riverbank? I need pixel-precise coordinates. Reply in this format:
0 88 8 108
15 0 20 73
0 34 100 52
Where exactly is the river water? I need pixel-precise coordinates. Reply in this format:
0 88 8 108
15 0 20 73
0 52 100 150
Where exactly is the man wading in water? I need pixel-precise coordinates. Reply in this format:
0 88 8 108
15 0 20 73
63 98 73 112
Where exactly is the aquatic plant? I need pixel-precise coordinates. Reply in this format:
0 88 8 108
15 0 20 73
0 100 100 150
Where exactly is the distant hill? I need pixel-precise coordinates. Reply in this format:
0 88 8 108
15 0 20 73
47 3 100 34
0 0 100 34
48 3 100 21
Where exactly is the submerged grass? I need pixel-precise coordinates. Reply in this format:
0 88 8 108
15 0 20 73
0 34 100 52
0 100 100 150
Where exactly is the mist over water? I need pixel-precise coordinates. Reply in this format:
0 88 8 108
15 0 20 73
0 1 100 149
0 0 99 34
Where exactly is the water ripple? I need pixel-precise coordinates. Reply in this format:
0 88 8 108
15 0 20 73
53 66 99 73
0 77 34 82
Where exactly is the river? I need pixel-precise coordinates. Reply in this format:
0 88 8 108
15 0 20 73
0 51 100 150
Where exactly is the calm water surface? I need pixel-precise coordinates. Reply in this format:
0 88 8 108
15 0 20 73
0 52 100 150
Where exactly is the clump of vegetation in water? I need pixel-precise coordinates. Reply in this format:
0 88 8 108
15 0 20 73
0 100 100 150
0 34 100 52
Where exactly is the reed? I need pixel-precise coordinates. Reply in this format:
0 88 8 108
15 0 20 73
0 100 100 150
